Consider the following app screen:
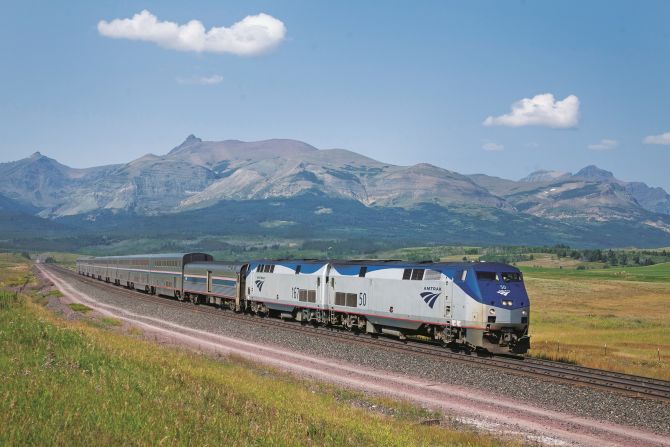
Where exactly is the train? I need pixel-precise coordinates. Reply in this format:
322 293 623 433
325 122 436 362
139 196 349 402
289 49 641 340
76 253 531 354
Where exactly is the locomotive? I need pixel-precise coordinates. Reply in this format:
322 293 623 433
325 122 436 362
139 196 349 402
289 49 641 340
77 253 530 354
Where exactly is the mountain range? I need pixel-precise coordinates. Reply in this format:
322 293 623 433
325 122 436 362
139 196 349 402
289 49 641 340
1 135 669 249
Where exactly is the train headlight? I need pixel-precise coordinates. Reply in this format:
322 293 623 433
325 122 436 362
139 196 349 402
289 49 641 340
489 308 496 315
522 310 527 316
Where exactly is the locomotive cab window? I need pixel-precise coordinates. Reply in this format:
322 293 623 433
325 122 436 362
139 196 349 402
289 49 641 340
476 271 499 281
502 272 522 282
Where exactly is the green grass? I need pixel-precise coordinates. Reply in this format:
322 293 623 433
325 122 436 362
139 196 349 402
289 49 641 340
100 317 122 327
67 303 93 313
0 291 20 309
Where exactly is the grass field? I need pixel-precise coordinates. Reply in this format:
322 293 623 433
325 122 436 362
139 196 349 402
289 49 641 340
522 262 670 282
0 256 511 446
522 263 670 379
0 253 35 289
515 253 597 269
37 251 81 268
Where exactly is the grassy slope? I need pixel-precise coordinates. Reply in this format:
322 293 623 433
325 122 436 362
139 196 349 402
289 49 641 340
522 263 670 379
0 256 510 447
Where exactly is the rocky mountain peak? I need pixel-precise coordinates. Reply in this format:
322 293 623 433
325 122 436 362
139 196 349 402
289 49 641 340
574 165 614 181
29 151 43 159
169 134 203 154
520 169 569 183
184 134 202 144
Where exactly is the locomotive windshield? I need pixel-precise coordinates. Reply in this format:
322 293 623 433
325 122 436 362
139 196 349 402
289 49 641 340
475 271 523 282
502 272 523 282
476 271 499 281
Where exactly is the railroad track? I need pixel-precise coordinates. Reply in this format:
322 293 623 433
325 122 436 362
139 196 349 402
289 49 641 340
43 264 670 403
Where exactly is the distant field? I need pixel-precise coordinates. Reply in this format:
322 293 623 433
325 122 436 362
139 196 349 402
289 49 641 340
0 253 34 288
0 255 509 447
37 251 81 268
521 262 670 282
523 263 670 380
515 253 597 268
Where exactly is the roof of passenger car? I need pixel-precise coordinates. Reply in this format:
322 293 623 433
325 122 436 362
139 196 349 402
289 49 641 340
85 253 208 260
184 261 244 271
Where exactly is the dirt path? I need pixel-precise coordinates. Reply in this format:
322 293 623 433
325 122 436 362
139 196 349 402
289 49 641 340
38 265 670 447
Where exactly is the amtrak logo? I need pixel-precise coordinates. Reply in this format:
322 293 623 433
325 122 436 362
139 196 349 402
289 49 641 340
255 280 264 291
420 291 440 309
496 288 511 297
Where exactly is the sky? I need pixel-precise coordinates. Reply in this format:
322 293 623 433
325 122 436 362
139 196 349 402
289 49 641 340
0 1 669 189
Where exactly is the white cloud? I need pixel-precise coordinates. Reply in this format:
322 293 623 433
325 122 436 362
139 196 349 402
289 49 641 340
643 132 670 145
588 138 618 150
176 74 223 85
98 10 286 55
482 141 504 151
483 93 580 129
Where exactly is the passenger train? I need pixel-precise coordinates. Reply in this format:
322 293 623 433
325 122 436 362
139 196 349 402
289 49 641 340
76 253 531 354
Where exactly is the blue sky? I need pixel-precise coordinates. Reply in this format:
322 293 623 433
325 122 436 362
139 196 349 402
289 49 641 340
1 1 668 188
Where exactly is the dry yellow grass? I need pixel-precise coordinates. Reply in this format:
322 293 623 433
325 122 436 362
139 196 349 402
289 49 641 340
525 275 670 380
